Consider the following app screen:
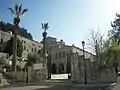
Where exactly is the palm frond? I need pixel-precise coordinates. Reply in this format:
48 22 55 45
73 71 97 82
21 9 28 15
15 4 19 14
41 23 44 28
19 4 22 14
8 8 15 14
41 23 49 31
45 23 49 30
46 23 48 27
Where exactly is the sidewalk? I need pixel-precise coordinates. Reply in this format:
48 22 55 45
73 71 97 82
0 79 69 88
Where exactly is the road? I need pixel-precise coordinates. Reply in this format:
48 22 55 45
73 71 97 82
0 81 116 90
0 74 119 90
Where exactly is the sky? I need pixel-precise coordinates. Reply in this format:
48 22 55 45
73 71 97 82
0 0 120 49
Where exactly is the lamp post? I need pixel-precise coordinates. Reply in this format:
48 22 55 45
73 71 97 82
66 53 71 79
82 41 87 85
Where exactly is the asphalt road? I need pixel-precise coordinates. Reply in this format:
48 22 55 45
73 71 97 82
0 81 116 90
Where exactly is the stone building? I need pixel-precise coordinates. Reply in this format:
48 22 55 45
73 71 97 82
50 44 95 73
17 36 43 60
0 30 47 82
0 30 43 61
44 37 95 75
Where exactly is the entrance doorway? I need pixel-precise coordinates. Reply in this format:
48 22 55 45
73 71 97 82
58 63 64 74
51 63 57 74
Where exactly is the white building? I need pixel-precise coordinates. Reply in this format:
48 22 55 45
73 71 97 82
45 37 95 75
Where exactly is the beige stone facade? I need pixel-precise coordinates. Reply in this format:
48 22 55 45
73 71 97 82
50 44 71 73
17 36 43 60
46 38 95 74
0 30 43 60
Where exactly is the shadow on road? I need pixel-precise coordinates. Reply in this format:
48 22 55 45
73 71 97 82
32 83 72 90
32 83 113 90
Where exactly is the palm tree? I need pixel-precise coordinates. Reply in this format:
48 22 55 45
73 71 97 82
41 23 49 56
8 4 28 72
41 23 49 32
41 23 49 78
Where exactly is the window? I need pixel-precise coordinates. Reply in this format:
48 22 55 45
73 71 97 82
24 46 26 50
32 48 33 52
39 46 41 48
63 51 65 58
24 41 26 43
59 52 61 59
35 48 36 52
56 52 58 59
6 54 9 59
32 44 35 46
1 38 3 44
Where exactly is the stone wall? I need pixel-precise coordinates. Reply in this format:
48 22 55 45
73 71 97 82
70 54 116 83
4 64 47 83
97 69 116 83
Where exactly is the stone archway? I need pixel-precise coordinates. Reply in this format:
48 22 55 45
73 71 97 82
58 63 64 74
51 63 57 74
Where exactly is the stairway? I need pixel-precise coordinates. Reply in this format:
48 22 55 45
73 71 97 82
51 74 68 80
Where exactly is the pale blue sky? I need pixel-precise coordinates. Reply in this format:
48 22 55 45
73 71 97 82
0 0 120 48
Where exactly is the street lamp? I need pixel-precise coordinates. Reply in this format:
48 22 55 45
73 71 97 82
82 41 87 85
66 54 71 79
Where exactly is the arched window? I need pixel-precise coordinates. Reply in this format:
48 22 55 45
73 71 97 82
51 63 57 74
1 38 3 44
58 63 64 74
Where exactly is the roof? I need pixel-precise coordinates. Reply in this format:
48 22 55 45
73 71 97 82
71 45 95 56
46 36 57 39
0 30 42 45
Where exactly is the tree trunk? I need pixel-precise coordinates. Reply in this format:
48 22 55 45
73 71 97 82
12 26 17 72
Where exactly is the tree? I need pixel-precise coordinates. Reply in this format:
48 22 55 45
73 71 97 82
86 28 104 54
109 13 120 44
86 29 104 68
8 4 28 72
0 22 7 32
100 38 120 71
106 13 120 73
41 23 49 65
4 37 23 58
26 53 43 66
41 23 49 32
